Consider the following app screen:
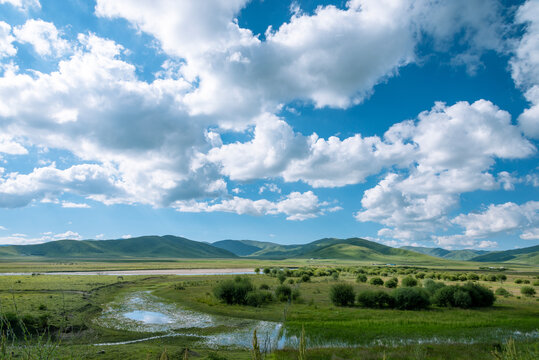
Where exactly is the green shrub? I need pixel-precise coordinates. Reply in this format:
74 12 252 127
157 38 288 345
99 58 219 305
275 284 293 302
453 289 472 308
467 273 479 281
384 277 398 288
486 274 497 282
423 279 446 295
263 268 270 275
259 283 270 290
401 276 418 287
213 276 254 305
533 280 539 286
369 277 384 286
277 272 287 284
301 274 311 282
330 283 356 306
432 286 458 307
495 287 511 297
461 282 495 307
515 279 523 284
523 279 530 284
245 290 274 307
496 274 507 282
357 290 394 308
521 286 536 297
254 268 260 274
356 274 367 283
392 287 430 310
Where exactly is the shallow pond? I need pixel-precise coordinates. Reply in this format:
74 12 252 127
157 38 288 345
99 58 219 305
96 291 286 350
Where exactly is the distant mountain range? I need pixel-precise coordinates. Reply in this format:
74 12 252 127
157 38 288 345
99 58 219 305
400 246 489 261
401 245 539 264
0 235 236 259
0 235 537 265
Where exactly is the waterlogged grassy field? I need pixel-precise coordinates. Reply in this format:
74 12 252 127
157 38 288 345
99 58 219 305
0 262 537 359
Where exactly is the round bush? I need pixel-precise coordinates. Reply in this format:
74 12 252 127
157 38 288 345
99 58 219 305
246 290 274 307
301 274 311 282
275 284 293 302
369 277 384 286
401 276 418 287
330 283 356 306
423 279 446 296
357 290 394 308
495 287 511 297
356 274 367 283
392 287 430 310
213 276 254 305
461 282 495 307
521 286 536 297
385 278 398 288
432 286 457 307
453 289 472 308
467 273 479 281
259 283 270 290
515 279 523 284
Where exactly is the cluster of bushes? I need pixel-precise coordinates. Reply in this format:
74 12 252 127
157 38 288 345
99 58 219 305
1 313 51 336
430 282 495 308
330 284 431 310
521 286 536 297
330 280 495 310
213 277 301 307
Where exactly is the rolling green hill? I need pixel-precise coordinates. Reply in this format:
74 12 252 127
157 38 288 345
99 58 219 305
470 245 539 264
401 246 489 261
248 238 440 263
2 235 237 259
212 239 278 256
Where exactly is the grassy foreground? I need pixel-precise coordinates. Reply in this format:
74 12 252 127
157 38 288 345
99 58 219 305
0 261 537 359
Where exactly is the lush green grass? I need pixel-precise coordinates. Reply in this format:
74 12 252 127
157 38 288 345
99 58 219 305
0 262 537 359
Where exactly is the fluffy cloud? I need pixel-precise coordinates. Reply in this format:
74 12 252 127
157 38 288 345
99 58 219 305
452 201 539 238
174 191 331 221
511 0 539 139
357 101 535 241
61 201 90 208
0 0 40 11
0 134 27 154
0 229 80 245
0 21 16 59
0 164 123 208
13 19 71 57
0 33 229 207
521 228 539 240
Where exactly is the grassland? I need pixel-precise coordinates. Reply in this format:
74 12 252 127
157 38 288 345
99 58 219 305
0 261 537 359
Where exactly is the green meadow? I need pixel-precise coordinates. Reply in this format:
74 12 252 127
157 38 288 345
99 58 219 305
0 260 537 359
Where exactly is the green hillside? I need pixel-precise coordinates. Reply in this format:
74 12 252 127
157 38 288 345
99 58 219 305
401 246 489 260
212 239 278 256
249 238 440 263
3 235 237 259
471 245 539 263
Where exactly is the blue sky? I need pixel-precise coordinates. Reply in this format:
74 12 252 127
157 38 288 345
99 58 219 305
0 0 537 250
